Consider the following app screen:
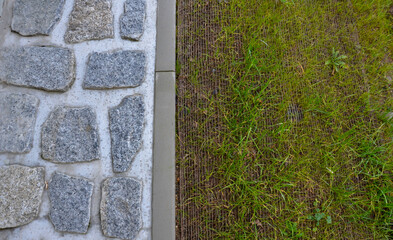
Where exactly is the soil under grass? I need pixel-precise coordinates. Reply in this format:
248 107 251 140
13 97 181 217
176 0 393 239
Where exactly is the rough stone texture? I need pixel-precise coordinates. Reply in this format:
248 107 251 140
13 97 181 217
49 172 94 233
0 46 75 92
83 50 146 89
41 106 100 163
11 0 65 36
65 0 114 44
0 165 45 229
109 95 145 173
120 0 146 41
0 93 39 153
0 0 3 17
100 177 142 240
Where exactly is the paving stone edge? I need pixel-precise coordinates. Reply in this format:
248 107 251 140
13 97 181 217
153 0 176 239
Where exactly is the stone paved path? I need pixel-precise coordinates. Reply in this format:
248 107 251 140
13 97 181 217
0 0 156 239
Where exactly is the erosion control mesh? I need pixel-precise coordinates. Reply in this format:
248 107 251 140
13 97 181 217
176 1 232 239
177 0 393 239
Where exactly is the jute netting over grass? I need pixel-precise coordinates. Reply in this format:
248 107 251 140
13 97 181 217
176 0 393 239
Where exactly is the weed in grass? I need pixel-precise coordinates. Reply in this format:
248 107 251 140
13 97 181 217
280 0 294 7
325 47 348 75
307 200 332 232
281 221 304 240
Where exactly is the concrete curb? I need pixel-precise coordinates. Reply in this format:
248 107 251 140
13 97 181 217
153 0 176 239
155 0 176 72
153 72 175 240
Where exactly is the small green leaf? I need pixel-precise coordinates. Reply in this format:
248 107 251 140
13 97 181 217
315 212 325 221
326 215 332 224
313 227 318 232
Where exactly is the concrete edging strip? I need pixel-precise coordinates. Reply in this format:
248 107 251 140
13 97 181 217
152 72 176 240
155 0 176 72
153 0 176 238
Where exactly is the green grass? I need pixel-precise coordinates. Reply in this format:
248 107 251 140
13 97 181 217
177 0 393 239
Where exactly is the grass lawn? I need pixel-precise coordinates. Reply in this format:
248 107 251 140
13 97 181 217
176 0 393 239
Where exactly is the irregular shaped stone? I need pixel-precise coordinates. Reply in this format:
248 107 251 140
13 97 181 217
83 50 146 89
49 172 94 233
120 0 146 41
109 95 144 172
0 93 39 153
0 46 75 92
41 106 100 163
0 165 45 229
100 177 142 240
11 0 65 36
65 0 114 43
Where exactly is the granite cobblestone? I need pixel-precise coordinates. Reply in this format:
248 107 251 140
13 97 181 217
49 172 94 233
120 0 146 41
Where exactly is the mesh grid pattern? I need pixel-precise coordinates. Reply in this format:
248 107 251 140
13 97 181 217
176 0 392 239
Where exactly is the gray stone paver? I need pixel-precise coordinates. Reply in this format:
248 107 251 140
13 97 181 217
0 46 75 92
83 50 146 89
109 95 145 173
0 93 39 153
49 172 94 233
0 165 45 229
100 177 142 240
11 0 65 36
65 0 114 43
41 106 100 163
120 0 146 41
